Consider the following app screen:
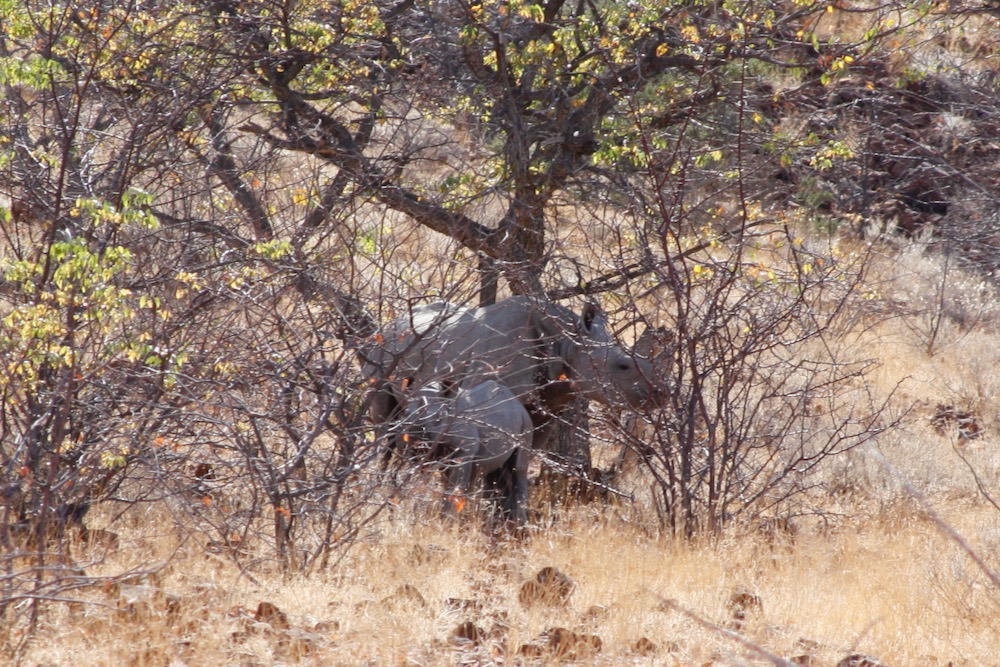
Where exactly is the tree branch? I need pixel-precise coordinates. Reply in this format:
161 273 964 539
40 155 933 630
239 120 499 257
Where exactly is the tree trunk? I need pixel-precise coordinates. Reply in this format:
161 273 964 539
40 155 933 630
478 254 498 307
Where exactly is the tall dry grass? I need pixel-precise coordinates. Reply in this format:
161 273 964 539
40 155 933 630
8 231 1000 667
10 230 1000 667
14 493 1000 666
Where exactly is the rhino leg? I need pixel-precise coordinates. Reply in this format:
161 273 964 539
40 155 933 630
529 413 557 452
368 382 403 470
368 379 400 423
440 431 478 519
481 448 527 526
508 447 530 526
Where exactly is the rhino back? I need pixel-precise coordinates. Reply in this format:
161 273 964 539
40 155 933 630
456 381 531 435
392 300 544 400
361 301 473 378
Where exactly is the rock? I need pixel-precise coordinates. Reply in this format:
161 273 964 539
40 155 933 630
545 627 602 660
254 601 289 630
380 583 427 609
630 636 658 656
518 566 574 607
728 588 763 629
449 621 486 647
837 655 890 667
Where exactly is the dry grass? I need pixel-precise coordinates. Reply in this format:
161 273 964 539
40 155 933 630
14 228 1000 667
12 491 1000 667
10 221 1000 667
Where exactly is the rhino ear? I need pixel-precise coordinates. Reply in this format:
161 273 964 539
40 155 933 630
581 303 599 332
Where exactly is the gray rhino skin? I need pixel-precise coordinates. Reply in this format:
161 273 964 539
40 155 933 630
400 379 533 524
362 295 658 450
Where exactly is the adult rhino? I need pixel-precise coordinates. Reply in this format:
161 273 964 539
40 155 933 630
360 295 659 453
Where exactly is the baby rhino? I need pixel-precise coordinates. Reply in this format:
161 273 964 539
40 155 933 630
401 379 533 525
